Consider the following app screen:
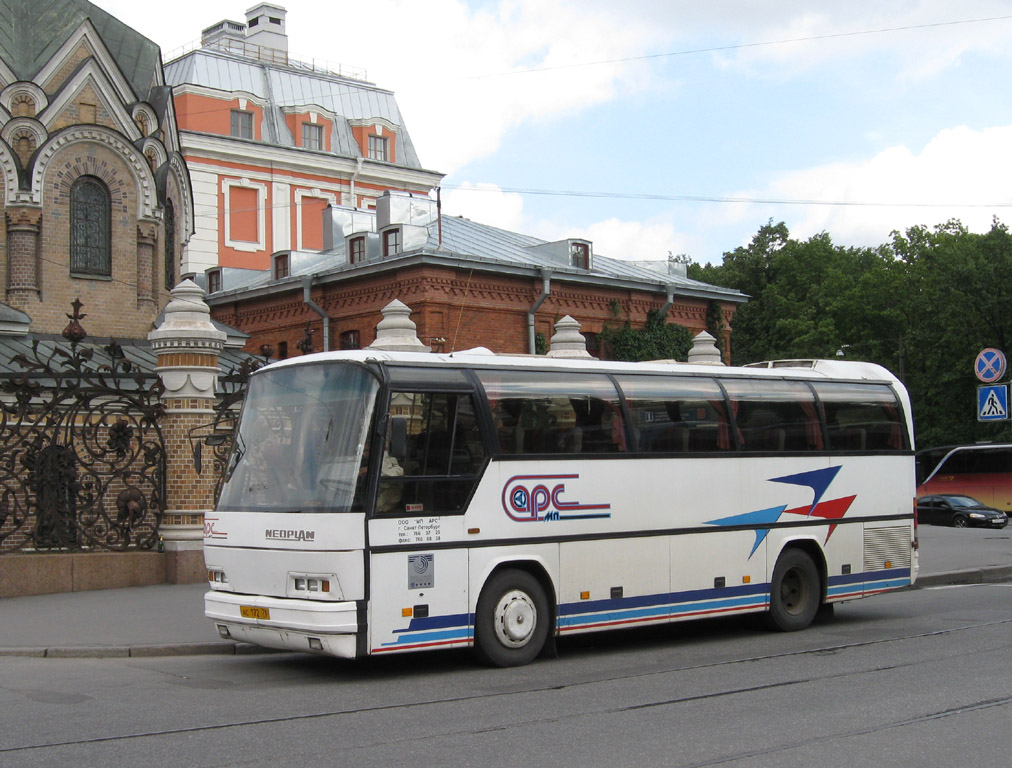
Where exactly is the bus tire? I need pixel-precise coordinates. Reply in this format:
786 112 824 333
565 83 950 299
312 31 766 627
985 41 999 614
765 548 820 632
474 569 550 667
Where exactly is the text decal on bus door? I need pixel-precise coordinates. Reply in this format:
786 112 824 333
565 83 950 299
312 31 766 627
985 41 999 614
502 474 611 522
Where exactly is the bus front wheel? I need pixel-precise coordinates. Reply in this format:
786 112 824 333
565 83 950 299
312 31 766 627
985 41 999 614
474 569 550 667
765 549 820 632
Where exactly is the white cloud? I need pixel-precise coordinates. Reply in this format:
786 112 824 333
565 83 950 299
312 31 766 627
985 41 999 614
756 124 1012 245
441 183 526 232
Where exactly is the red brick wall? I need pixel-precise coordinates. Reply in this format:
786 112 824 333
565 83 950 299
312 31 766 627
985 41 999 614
211 263 735 359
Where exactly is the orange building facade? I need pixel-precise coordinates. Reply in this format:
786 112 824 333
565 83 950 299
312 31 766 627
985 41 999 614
164 4 442 277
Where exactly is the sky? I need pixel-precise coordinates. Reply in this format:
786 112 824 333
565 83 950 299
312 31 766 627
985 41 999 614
94 0 1012 264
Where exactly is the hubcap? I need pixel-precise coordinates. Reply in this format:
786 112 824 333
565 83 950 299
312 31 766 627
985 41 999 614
781 569 806 615
493 589 537 647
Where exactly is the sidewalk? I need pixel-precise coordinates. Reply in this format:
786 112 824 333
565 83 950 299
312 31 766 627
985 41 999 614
2 524 1010 658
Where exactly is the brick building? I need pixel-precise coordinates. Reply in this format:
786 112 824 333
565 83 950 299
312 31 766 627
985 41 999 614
163 3 443 277
205 191 747 359
0 0 194 339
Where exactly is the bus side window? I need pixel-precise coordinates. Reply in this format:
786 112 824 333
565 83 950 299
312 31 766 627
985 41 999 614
723 379 823 452
616 375 732 453
479 370 626 456
812 382 907 452
377 391 486 515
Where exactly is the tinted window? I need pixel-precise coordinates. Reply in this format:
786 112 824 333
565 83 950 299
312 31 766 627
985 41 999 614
617 375 732 453
478 370 626 455
813 381 907 451
723 379 823 452
378 391 485 516
937 447 1011 475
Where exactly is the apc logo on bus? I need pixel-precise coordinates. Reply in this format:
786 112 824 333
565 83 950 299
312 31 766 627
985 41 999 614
502 474 611 522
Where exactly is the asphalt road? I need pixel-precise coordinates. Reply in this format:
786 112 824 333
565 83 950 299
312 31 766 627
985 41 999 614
2 581 1011 768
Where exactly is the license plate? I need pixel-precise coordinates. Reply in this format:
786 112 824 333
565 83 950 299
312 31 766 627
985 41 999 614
239 605 270 620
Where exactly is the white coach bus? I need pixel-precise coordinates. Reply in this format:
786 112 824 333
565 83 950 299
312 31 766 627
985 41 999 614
204 349 917 666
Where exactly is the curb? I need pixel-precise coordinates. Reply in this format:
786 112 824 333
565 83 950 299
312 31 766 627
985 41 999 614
912 564 1012 589
0 641 281 659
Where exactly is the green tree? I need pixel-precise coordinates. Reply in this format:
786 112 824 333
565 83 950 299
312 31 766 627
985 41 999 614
689 221 903 368
885 218 1012 446
692 217 1012 448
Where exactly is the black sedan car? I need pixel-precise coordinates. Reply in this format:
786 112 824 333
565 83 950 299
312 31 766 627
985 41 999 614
916 495 1008 529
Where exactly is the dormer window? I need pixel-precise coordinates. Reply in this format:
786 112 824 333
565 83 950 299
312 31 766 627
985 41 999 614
571 241 590 269
273 253 290 280
383 228 401 257
230 110 253 139
368 135 389 161
302 123 323 150
207 269 222 294
349 236 365 264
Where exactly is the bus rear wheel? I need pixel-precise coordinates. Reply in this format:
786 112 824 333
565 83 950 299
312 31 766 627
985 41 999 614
765 549 820 632
474 569 550 667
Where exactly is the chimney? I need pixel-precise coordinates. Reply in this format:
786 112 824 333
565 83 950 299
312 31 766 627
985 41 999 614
244 3 288 54
201 19 246 49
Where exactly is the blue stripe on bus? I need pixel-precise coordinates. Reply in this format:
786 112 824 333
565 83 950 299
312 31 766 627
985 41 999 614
376 567 912 649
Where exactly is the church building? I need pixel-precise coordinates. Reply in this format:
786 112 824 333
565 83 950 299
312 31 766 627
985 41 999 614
1 0 193 340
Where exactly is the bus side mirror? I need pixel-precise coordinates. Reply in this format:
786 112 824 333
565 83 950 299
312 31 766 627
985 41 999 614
205 434 228 446
389 417 408 461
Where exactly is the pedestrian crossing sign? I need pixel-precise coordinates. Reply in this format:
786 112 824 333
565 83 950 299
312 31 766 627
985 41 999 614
978 384 1009 421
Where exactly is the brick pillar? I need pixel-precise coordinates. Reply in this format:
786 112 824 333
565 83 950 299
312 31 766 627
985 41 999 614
136 221 157 311
5 208 42 303
148 279 226 583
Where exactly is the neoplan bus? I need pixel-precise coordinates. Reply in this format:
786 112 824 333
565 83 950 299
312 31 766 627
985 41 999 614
204 350 918 666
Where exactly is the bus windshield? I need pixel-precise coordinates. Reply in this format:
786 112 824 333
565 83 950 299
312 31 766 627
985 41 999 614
218 362 380 512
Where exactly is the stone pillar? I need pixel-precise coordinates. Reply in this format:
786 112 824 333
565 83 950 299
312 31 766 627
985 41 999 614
366 299 429 352
5 208 42 302
136 221 157 311
148 279 226 583
547 315 593 358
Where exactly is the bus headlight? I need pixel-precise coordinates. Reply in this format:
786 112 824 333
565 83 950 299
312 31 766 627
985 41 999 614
208 568 229 586
288 573 340 598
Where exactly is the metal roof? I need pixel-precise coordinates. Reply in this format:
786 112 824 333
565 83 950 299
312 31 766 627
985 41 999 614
0 0 161 100
164 47 424 168
205 209 747 304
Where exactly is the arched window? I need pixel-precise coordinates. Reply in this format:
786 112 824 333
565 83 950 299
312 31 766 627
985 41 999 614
70 176 111 276
164 199 176 290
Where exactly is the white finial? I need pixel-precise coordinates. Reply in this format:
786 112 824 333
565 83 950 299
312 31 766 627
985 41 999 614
367 299 429 352
688 330 724 365
547 315 593 358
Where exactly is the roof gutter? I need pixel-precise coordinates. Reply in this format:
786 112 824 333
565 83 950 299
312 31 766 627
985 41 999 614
302 275 330 352
528 268 551 354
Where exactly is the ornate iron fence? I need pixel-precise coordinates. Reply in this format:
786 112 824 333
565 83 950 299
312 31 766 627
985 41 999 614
0 301 166 552
201 351 269 503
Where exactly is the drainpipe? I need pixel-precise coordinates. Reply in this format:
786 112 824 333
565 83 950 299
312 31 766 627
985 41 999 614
350 157 364 207
528 269 552 354
302 275 330 352
657 284 675 318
